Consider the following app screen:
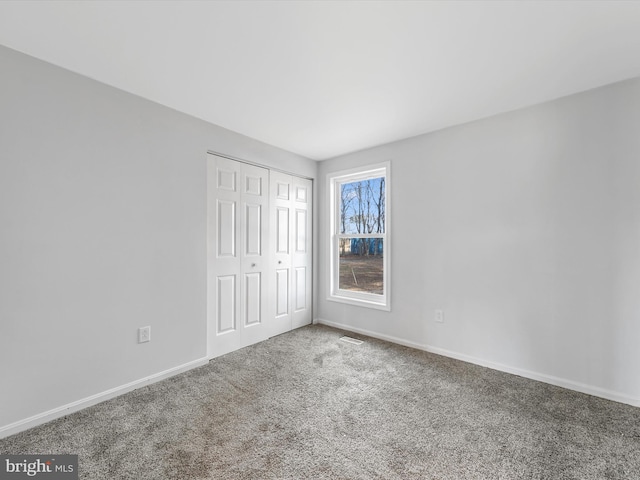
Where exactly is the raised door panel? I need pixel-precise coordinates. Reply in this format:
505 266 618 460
295 185 308 203
245 174 262 196
295 209 307 253
244 272 261 327
276 269 289 317
217 200 236 257
245 204 262 256
217 275 236 334
217 168 237 192
276 208 289 254
276 182 290 200
295 267 306 312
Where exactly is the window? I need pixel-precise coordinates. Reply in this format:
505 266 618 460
328 162 390 310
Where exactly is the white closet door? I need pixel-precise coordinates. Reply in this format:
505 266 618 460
291 176 313 329
240 163 269 346
269 171 312 337
207 155 269 358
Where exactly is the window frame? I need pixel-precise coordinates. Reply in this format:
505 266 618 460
327 161 390 311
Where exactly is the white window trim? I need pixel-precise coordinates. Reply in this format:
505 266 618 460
327 161 390 311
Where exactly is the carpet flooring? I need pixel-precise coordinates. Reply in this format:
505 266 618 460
2 324 640 479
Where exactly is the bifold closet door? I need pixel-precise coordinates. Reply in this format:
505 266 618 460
208 155 269 358
270 171 313 337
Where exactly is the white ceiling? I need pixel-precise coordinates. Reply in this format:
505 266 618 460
1 1 640 160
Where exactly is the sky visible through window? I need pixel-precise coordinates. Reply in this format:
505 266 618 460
339 177 385 235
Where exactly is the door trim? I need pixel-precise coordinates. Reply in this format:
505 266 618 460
207 150 314 180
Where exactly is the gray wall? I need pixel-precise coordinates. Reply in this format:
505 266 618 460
0 45 316 433
317 77 640 405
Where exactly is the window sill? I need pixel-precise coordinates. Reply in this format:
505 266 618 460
327 293 390 311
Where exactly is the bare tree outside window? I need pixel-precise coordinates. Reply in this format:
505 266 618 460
338 176 385 294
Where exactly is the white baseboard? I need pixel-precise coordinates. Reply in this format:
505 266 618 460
0 357 209 439
316 318 640 408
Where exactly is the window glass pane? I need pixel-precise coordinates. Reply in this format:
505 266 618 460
338 238 384 295
339 177 385 234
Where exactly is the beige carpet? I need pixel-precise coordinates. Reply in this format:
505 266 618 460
2 324 639 479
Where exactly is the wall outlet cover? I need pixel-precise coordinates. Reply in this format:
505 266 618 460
138 326 151 343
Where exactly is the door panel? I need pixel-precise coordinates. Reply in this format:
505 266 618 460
295 185 308 203
245 204 262 256
244 272 261 326
238 163 269 346
270 171 293 337
276 208 289 253
291 176 313 329
295 267 306 311
295 209 306 253
217 275 236 334
245 174 262 196
276 269 289 317
270 171 312 336
276 182 289 200
217 201 236 257
217 169 236 191
208 155 269 357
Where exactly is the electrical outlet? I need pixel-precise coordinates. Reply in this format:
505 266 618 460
435 309 444 323
138 326 151 343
